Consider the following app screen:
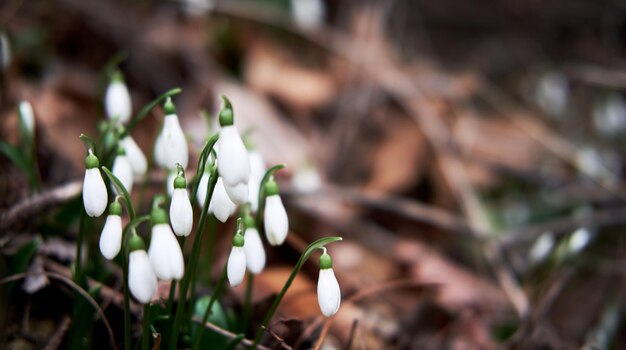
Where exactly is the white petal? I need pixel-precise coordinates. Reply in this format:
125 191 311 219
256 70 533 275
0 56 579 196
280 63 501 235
83 168 108 217
166 171 176 197
197 173 209 207
217 126 250 186
105 81 132 124
209 177 236 223
529 232 554 264
292 167 321 193
317 268 340 317
156 114 188 170
148 224 185 280
121 136 147 175
264 195 288 246
224 181 249 205
244 228 266 274
112 155 134 194
19 101 35 135
569 228 591 255
99 215 123 260
129 250 157 304
227 246 246 287
292 0 325 30
170 188 193 236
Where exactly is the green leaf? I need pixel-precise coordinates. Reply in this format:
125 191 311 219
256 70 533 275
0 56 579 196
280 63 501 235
101 166 136 220
0 140 29 173
5 238 41 297
122 87 182 138
189 133 220 204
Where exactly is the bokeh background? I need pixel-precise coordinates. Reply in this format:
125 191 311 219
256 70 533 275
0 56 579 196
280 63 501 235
2 0 626 349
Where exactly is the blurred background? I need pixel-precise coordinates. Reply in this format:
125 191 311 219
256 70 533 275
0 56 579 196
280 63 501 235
2 0 626 349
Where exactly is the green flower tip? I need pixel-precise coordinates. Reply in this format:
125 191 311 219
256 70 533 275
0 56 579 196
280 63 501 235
173 175 186 189
85 153 100 169
219 95 234 126
264 178 280 196
320 253 333 270
108 201 122 216
111 70 124 83
128 233 146 252
151 207 169 226
163 97 176 115
116 146 126 156
233 233 245 247
244 215 255 229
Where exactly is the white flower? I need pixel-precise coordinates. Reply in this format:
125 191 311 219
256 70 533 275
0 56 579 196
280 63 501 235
209 177 237 223
99 203 123 260
154 99 188 170
224 181 248 205
317 252 340 317
292 0 325 30
248 150 266 212
105 73 132 125
121 136 147 176
1 33 10 71
197 171 210 207
83 153 108 217
227 234 246 287
535 71 568 118
112 153 134 194
244 227 265 274
529 232 554 264
149 223 185 280
569 228 592 255
264 191 288 246
19 101 35 135
217 125 250 187
292 165 321 193
166 171 176 197
129 250 157 304
170 177 193 237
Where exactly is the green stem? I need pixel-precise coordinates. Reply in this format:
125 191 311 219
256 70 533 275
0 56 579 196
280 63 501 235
251 236 343 348
74 208 87 284
192 265 228 350
123 250 131 350
243 273 254 333
101 166 136 220
170 166 219 350
190 133 220 205
142 304 151 350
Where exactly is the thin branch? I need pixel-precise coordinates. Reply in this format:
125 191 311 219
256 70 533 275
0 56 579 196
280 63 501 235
190 317 272 350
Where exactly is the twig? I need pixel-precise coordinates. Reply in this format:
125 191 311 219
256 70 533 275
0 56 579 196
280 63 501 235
42 316 71 350
190 316 272 350
0 180 81 229
346 319 359 350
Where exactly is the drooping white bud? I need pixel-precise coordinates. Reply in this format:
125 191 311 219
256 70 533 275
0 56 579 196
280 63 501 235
83 153 108 217
148 223 185 280
112 154 134 194
170 176 193 236
529 232 554 264
223 181 248 205
244 227 266 274
292 165 321 193
129 250 157 304
105 73 132 125
264 194 289 246
593 93 626 137
217 125 250 192
291 0 325 30
317 252 340 317
154 99 188 170
209 177 237 223
19 101 35 136
568 227 592 255
227 233 246 287
0 33 11 71
99 202 123 260
535 71 568 118
121 136 147 176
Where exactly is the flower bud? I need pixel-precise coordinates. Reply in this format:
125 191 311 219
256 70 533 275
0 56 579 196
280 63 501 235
105 71 132 125
317 252 340 317
209 177 237 223
19 101 35 136
121 136 147 176
83 153 108 217
243 221 265 274
170 175 193 236
99 201 123 260
154 98 188 170
227 234 246 287
112 150 134 194
128 235 157 304
263 179 288 246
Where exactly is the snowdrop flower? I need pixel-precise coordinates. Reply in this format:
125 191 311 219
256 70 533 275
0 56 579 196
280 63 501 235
166 171 177 197
112 148 134 194
569 227 592 255
121 136 147 176
227 231 246 287
209 177 237 223
105 71 132 125
263 178 288 246
243 215 265 274
593 93 626 137
317 249 340 317
292 164 321 193
99 201 123 260
248 150 266 212
148 206 184 280
154 98 188 170
0 32 10 71
216 97 250 205
529 232 554 264
83 151 108 217
535 71 568 118
291 0 325 30
170 167 193 236
128 234 157 304
19 101 35 136
197 169 210 207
